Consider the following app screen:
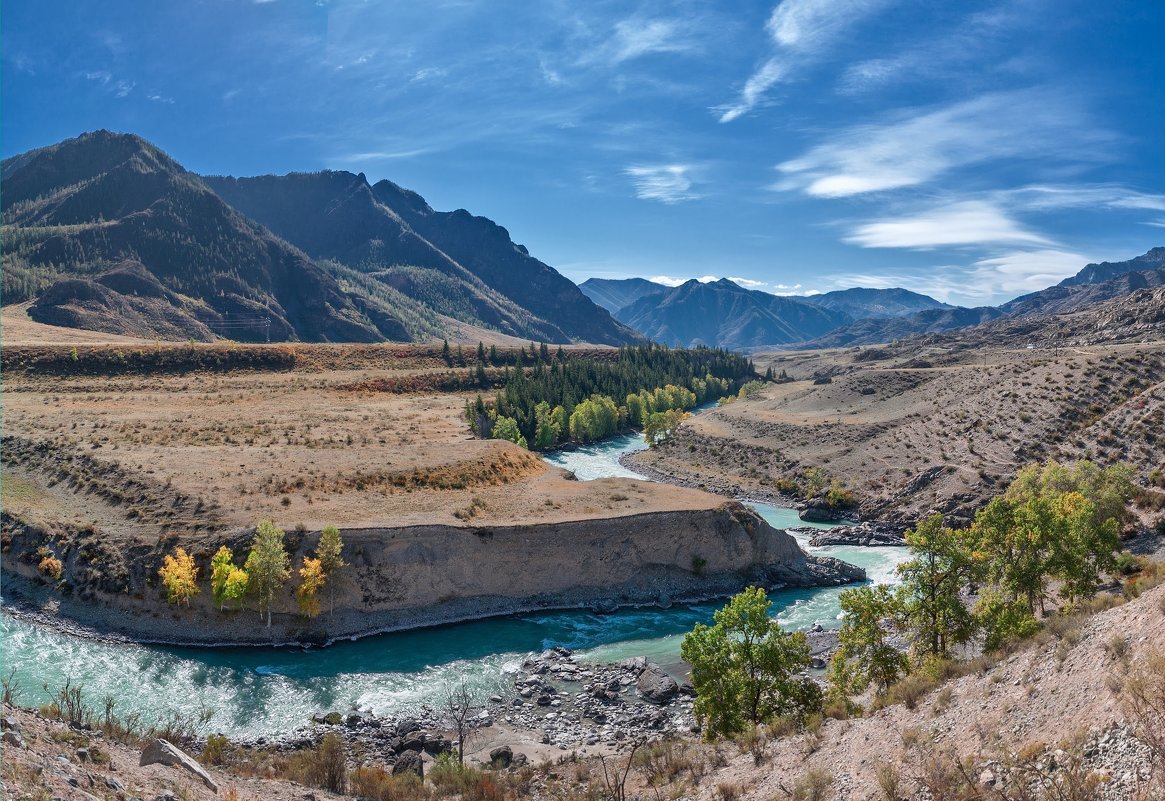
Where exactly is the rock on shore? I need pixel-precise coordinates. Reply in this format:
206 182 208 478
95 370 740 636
802 522 907 547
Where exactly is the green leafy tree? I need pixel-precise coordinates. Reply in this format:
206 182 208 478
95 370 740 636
533 401 562 449
222 566 249 610
830 584 908 697
973 486 1121 615
896 514 978 658
490 415 528 449
317 525 346 616
1049 490 1120 603
1005 460 1133 529
644 408 690 446
680 587 822 738
244 520 292 628
973 588 1039 651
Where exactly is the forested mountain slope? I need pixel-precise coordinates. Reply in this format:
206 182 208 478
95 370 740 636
2 131 390 342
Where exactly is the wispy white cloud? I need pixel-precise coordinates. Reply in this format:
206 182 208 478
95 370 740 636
83 69 134 98
648 275 718 287
718 0 895 122
776 90 1111 197
970 249 1090 295
335 148 434 163
845 200 1053 249
997 184 1165 214
818 246 1093 304
611 18 695 63
728 276 769 288
146 93 174 104
574 16 700 69
625 164 700 203
411 66 446 83
837 2 1037 95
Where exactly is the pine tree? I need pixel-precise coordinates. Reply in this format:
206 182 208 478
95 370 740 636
441 339 451 365
476 341 486 364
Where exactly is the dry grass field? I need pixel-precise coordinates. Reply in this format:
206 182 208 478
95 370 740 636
1 342 718 543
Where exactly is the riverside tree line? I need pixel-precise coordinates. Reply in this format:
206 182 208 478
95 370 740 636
156 520 345 626
681 460 1143 735
465 344 758 449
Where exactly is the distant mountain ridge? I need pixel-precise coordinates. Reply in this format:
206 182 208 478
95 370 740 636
1058 247 1165 287
582 277 950 348
796 286 952 320
804 248 1165 348
614 278 849 349
1 131 640 345
579 277 666 314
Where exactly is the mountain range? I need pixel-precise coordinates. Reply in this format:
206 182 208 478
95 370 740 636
1 131 639 345
581 250 1165 350
807 247 1165 348
4 131 1161 352
579 277 953 349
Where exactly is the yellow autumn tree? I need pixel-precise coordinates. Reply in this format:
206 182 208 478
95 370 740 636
210 546 248 611
159 547 199 606
296 556 325 618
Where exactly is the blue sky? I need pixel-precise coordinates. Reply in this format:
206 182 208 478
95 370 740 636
4 0 1164 305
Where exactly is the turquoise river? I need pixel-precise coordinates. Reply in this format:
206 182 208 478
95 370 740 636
0 427 907 738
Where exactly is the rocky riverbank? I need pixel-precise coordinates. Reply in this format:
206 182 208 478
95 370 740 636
236 640 845 769
619 453 798 508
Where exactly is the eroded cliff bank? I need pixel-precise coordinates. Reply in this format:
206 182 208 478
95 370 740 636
1 502 863 646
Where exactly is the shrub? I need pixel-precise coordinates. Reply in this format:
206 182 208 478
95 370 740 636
884 672 937 711
203 733 230 765
286 733 347 793
790 768 833 801
38 553 63 581
350 767 429 801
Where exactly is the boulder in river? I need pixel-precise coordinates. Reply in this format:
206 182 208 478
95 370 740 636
807 522 906 547
799 501 842 522
636 664 679 704
140 739 218 792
